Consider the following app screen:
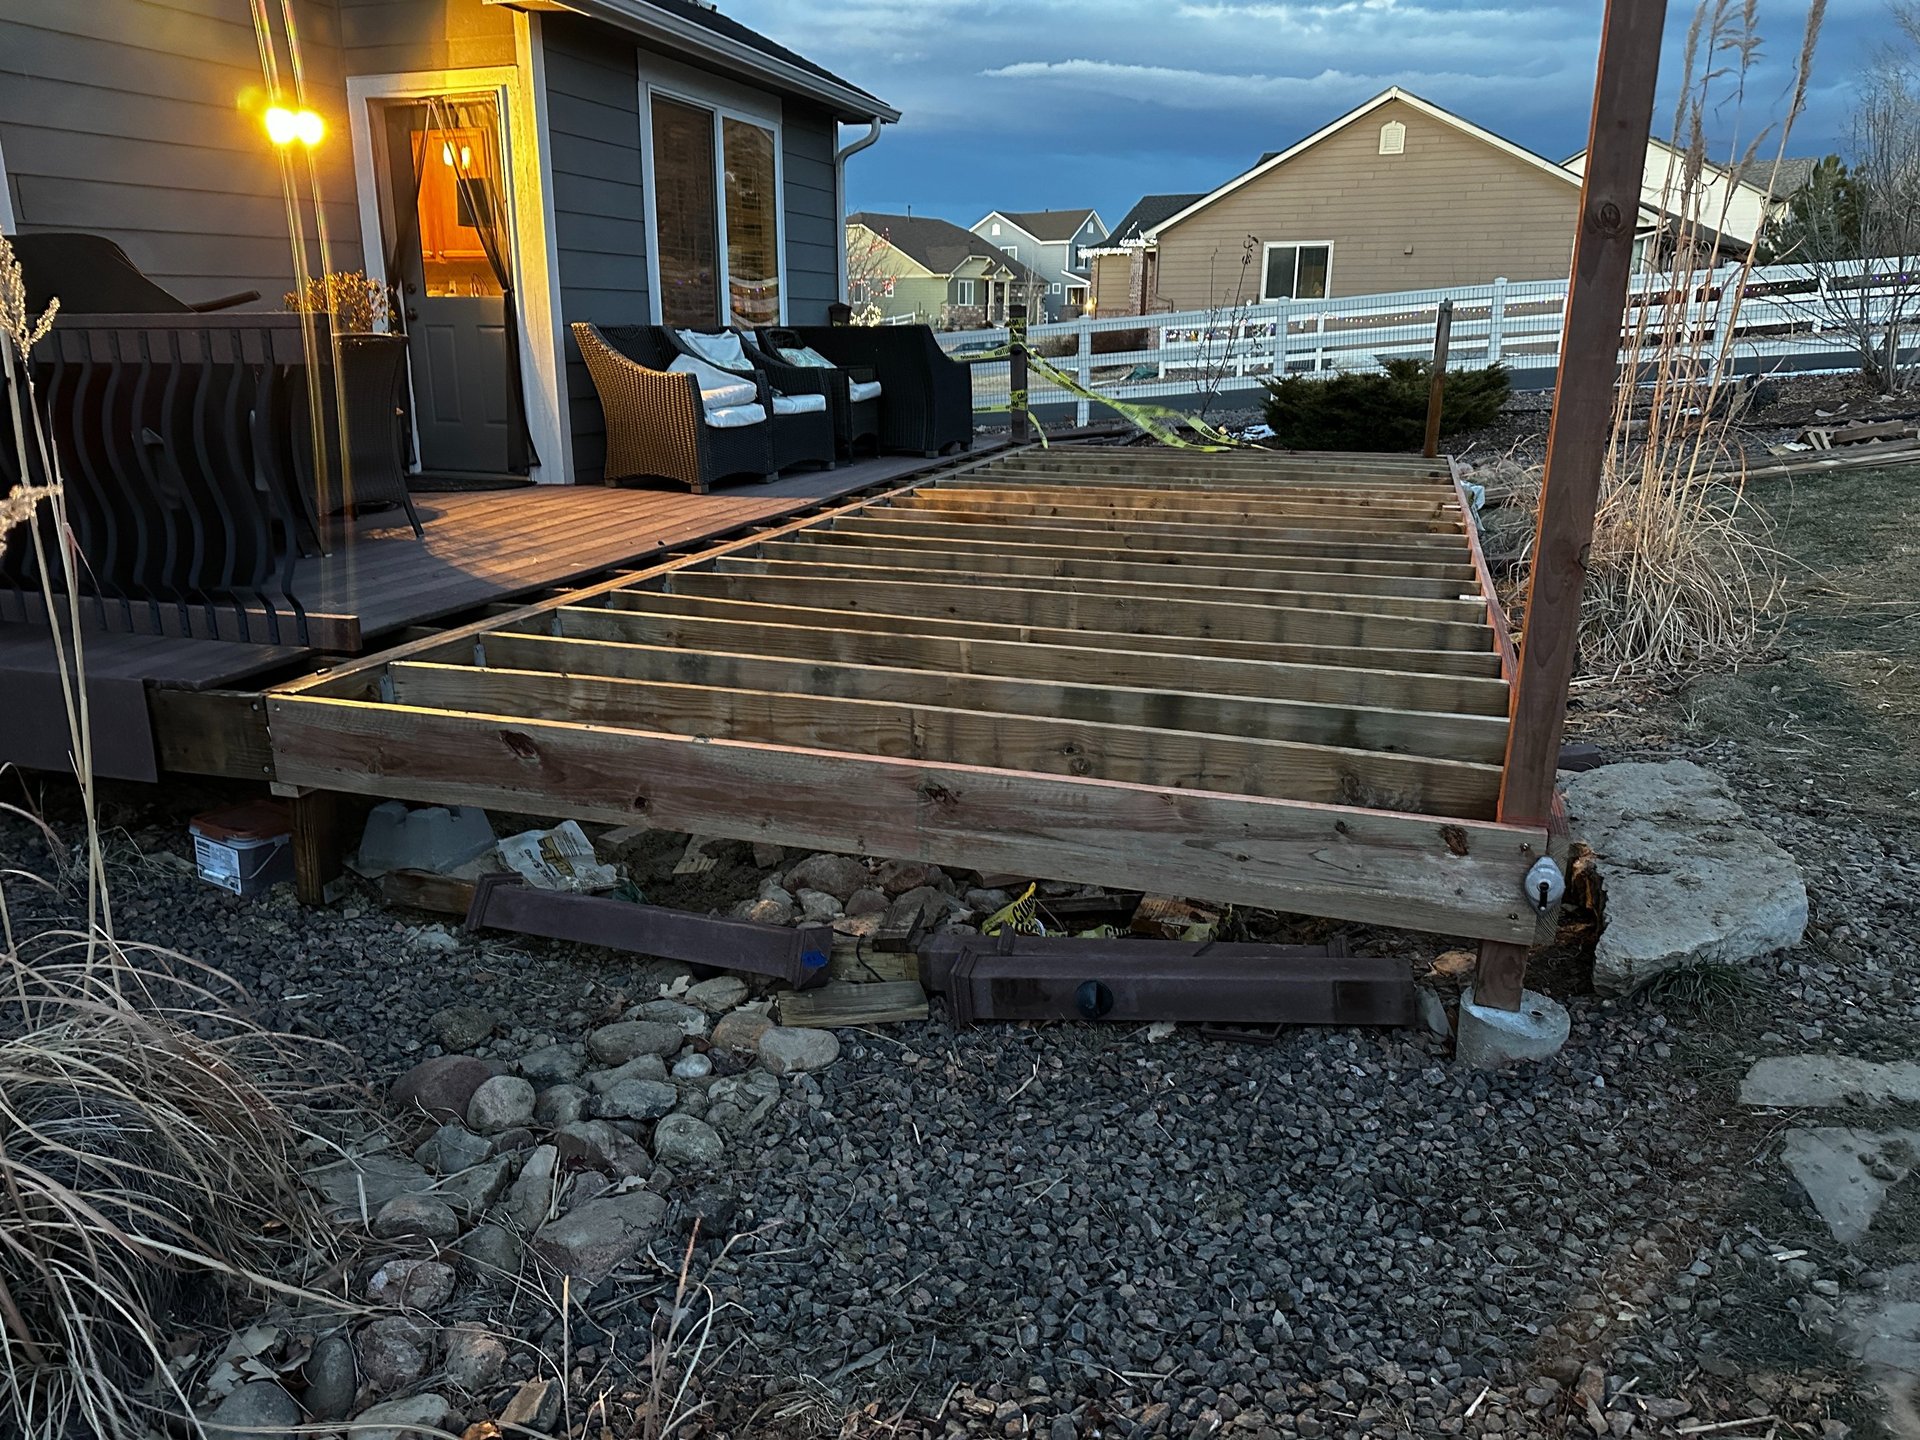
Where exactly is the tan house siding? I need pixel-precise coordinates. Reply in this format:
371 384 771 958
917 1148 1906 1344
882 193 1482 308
1154 98 1580 309
1091 252 1133 315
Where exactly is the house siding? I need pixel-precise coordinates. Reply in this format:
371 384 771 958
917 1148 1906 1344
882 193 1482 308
541 12 651 486
1154 98 1580 308
335 0 517 75
0 0 361 305
1091 252 1134 316
781 102 840 323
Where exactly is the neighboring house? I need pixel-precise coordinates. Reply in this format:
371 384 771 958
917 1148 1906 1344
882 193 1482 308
0 0 896 485
969 208 1107 320
1564 138 1824 250
1116 87 1678 314
846 211 1047 328
1085 192 1202 317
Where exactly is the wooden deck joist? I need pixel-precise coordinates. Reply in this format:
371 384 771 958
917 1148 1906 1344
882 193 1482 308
267 446 1542 945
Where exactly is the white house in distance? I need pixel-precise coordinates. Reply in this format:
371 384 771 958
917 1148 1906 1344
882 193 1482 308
1563 137 1822 250
968 208 1107 320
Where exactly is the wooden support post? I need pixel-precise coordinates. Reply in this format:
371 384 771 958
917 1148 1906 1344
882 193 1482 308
1423 299 1454 459
1478 0 1668 1011
290 789 349 906
1008 302 1030 444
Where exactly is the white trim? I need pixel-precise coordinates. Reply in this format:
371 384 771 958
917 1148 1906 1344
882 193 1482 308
533 0 897 121
637 52 787 328
345 63 568 484
0 132 14 233
1150 87 1583 239
1258 239 1334 302
518 13 574 485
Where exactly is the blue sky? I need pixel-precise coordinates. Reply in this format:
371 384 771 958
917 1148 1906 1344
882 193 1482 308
723 0 1879 233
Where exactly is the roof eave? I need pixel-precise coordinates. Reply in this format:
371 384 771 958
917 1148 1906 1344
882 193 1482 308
541 0 901 121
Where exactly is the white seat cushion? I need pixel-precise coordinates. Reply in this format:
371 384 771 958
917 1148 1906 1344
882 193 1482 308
847 378 883 403
702 402 767 429
771 392 828 415
677 329 751 370
668 354 756 409
777 344 837 369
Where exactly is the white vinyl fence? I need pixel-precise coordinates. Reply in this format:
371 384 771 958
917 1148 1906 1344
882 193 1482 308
936 258 1913 421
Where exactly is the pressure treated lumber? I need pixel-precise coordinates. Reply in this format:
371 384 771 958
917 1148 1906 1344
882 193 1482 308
265 695 1546 943
896 493 1463 535
463 630 1510 762
923 484 1458 521
860 505 1471 557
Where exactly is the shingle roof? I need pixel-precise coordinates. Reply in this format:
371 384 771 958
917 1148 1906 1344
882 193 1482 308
998 208 1103 242
850 212 1045 284
1101 193 1206 246
628 0 893 116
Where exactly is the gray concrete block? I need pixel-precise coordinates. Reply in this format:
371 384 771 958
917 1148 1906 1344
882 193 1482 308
355 801 495 877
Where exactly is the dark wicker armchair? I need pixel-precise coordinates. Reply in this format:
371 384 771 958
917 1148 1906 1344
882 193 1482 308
781 324 973 456
658 327 835 476
571 323 775 493
756 327 882 459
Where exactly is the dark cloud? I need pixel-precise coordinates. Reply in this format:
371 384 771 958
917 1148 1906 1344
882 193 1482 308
724 0 1878 231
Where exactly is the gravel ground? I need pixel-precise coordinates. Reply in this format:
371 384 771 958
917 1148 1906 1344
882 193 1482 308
4 463 1917 1439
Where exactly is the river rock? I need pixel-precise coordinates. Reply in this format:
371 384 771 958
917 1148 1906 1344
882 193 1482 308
301 1332 357 1420
371 1194 460 1243
533 1190 670 1283
443 1324 508 1392
709 1009 773 1057
533 1083 591 1126
653 1114 725 1169
350 1392 453 1440
391 1055 496 1124
595 1077 678 1121
758 1026 841 1075
429 1004 496 1051
204 1381 301 1440
586 1019 684 1065
355 1315 434 1391
784 853 868 900
465 1075 536 1135
516 1043 584 1085
687 975 749 1014
365 1258 456 1310
414 1123 491 1176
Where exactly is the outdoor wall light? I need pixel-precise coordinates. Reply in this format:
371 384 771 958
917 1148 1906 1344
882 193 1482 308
265 105 325 147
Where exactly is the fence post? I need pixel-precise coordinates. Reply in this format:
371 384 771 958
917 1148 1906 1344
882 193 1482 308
1707 266 1737 385
1074 314 1093 428
1008 303 1030 444
1488 278 1507 364
1422 298 1454 459
1274 300 1290 379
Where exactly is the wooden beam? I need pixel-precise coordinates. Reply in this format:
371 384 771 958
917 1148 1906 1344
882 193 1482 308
821 517 1480 577
387 661 1504 815
599 588 1505 677
958 474 1452 501
926 484 1459 521
265 695 1546 943
524 603 1514 715
897 493 1463 535
149 688 273 779
717 556 1487 623
760 538 1475 600
470 630 1511 763
650 571 1494 652
863 504 1471 557
1480 0 1668 1010
1423 298 1454 460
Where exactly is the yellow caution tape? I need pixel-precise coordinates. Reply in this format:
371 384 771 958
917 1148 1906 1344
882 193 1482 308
965 339 1248 452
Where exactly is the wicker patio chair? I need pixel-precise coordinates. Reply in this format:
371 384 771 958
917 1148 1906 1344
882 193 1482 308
659 327 836 475
756 327 883 458
572 323 775 493
782 324 973 456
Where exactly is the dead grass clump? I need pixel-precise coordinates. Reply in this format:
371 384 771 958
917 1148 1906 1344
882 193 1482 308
0 936 346 1440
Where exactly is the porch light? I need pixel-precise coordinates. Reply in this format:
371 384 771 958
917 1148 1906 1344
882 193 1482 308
265 105 325 147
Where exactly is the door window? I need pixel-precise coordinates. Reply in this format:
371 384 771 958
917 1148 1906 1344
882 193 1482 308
651 95 720 326
723 117 780 326
407 118 505 299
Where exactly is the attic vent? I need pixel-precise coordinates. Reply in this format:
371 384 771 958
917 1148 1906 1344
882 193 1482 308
1379 120 1406 156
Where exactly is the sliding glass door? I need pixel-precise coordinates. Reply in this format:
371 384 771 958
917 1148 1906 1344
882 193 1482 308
647 86 782 328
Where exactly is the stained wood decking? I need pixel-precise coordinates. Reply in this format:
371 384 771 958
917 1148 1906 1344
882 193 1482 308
268 445 1548 945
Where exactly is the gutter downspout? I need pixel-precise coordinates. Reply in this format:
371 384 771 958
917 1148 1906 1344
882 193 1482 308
834 119 884 302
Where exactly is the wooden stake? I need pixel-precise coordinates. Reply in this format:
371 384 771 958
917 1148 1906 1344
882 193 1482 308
1008 302 1030 444
1478 0 1668 1011
1422 299 1453 459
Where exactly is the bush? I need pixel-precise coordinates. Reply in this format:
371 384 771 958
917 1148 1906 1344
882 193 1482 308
1260 359 1510 451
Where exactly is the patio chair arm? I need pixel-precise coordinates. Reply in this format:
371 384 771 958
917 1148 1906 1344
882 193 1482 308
188 290 263 313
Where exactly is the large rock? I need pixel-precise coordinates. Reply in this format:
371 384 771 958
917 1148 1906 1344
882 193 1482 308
708 1009 773 1058
653 1114 725 1170
631 998 710 1036
443 1324 508 1393
783 853 868 901
305 1155 434 1215
883 885 950 933
595 1077 678 1121
465 1075 536 1135
350 1392 453 1440
517 1043 584 1085
533 1083 591 1127
355 1316 434 1391
757 1026 841 1075
371 1194 460 1243
583 1054 669 1092
429 1004 496 1052
553 1119 652 1177
301 1333 357 1420
364 1258 456 1310
503 1144 559 1232
1564 760 1808 995
586 1020 684 1066
686 976 749 1014
414 1123 491 1177
204 1381 300 1440
533 1190 669 1283
391 1055 496 1124
455 1223 522 1281
435 1153 515 1216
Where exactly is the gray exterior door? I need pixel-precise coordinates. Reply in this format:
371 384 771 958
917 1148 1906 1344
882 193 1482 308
383 100 515 476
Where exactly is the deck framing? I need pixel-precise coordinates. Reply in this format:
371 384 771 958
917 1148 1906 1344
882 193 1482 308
267 445 1543 945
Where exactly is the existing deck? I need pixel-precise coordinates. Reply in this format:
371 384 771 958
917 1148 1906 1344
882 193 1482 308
267 445 1548 945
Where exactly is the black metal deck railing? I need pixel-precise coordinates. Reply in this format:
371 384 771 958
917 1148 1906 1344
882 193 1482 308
0 314 325 647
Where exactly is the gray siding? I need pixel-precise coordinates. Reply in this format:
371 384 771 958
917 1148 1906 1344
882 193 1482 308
541 13 651 486
335 0 516 75
0 0 360 306
781 102 840 322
